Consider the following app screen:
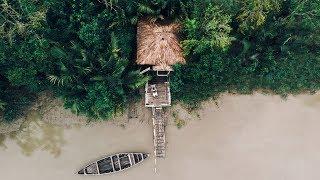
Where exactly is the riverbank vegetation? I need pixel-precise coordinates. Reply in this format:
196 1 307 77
1 0 319 122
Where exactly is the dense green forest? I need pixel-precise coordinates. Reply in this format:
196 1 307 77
0 0 319 122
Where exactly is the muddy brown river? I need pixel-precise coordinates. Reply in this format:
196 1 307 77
1 93 320 180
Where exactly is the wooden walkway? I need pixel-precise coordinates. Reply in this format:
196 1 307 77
145 82 171 107
152 107 166 158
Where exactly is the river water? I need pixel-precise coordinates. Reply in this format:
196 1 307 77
1 93 320 180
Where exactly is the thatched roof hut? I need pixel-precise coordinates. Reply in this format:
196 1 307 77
136 19 186 71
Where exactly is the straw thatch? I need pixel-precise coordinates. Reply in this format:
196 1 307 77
137 19 186 71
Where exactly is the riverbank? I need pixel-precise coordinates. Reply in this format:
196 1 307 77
1 93 320 180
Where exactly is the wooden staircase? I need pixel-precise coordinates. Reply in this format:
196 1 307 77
152 107 166 158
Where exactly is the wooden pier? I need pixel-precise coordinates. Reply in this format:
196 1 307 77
144 76 170 158
136 19 186 160
152 107 166 158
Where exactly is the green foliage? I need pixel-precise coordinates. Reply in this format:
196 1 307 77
182 3 232 55
42 0 147 120
0 84 35 122
0 0 47 43
123 70 149 91
79 20 101 47
237 0 281 33
0 99 6 111
172 0 320 105
137 0 185 19
6 68 37 86
1 0 320 122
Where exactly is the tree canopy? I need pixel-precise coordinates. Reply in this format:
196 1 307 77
1 0 320 121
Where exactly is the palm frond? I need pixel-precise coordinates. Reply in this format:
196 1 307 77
75 65 92 75
110 32 120 58
127 71 150 89
47 75 75 86
137 3 156 15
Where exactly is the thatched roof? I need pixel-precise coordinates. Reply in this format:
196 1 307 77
136 19 186 71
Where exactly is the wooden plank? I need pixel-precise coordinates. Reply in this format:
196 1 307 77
96 162 100 174
110 156 115 172
152 107 166 158
131 153 136 164
140 67 150 74
117 154 121 170
128 153 133 166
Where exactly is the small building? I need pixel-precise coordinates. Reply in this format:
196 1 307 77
137 19 186 108
136 19 185 158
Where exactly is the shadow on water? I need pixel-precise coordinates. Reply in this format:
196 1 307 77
1 110 66 157
0 134 6 149
303 94 320 107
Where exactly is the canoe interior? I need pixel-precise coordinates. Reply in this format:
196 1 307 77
78 153 149 175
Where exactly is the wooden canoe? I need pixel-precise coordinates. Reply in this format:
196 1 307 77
77 152 149 175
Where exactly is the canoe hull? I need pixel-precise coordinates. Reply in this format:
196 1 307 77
77 152 149 175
